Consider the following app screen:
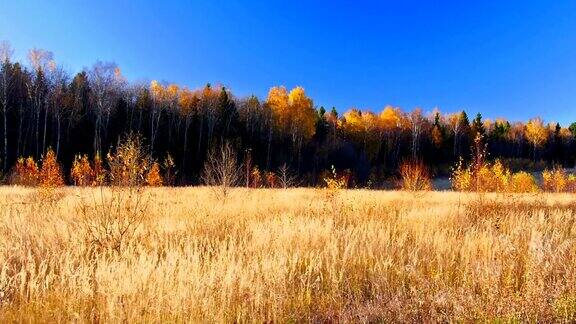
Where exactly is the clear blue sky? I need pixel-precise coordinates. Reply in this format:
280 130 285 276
2 1 576 125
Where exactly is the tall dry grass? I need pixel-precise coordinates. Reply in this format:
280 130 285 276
0 187 575 321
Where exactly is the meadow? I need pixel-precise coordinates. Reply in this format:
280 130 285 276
0 186 576 322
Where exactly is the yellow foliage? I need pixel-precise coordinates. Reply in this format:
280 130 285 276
379 106 402 130
93 153 107 186
525 117 548 148
268 86 316 141
451 158 536 193
10 156 40 186
288 86 316 141
509 171 539 193
451 159 473 191
266 86 289 132
71 154 94 186
150 80 165 102
323 165 347 190
178 87 198 116
542 168 576 193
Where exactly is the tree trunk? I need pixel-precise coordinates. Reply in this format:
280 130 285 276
2 97 7 171
42 100 48 154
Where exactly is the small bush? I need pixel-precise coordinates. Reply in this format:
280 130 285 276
39 149 65 187
162 153 177 185
71 154 94 186
323 165 347 190
93 153 107 185
398 160 432 191
107 133 153 187
509 171 539 193
250 166 262 188
202 142 242 199
9 156 40 186
146 162 163 186
265 172 278 188
452 158 540 193
542 168 576 193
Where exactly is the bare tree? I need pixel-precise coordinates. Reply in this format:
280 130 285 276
88 61 125 154
277 163 297 188
201 142 242 198
49 65 70 157
0 41 13 171
27 48 54 156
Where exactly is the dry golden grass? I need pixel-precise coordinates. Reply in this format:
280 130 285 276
1 187 576 322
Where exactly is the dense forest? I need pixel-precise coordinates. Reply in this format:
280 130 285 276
1 41 575 186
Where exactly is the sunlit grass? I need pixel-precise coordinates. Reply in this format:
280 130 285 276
0 187 575 321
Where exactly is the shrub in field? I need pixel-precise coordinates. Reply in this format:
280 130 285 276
39 149 65 187
9 156 40 186
162 153 177 186
451 135 520 193
509 171 539 193
398 160 433 191
202 142 242 199
93 153 107 185
265 171 278 188
542 168 576 193
71 154 95 186
474 160 510 192
107 133 153 186
451 158 473 191
250 166 262 188
145 162 163 186
451 158 537 193
323 165 347 190
78 187 150 253
277 163 297 188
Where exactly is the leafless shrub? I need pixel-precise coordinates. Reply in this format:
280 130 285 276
77 187 150 254
201 142 242 199
277 163 298 188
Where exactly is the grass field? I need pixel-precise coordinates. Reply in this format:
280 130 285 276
1 186 576 322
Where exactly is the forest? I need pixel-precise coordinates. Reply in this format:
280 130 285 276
1 41 575 186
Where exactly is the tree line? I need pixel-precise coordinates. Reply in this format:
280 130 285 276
1 41 575 186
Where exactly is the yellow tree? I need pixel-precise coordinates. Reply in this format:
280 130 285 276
341 109 364 142
341 109 381 161
267 86 290 135
525 117 548 160
379 106 403 156
287 87 316 167
288 86 316 144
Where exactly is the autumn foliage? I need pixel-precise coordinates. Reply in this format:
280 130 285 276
71 154 94 186
9 157 39 186
107 133 153 187
542 168 576 193
39 149 65 187
146 162 163 187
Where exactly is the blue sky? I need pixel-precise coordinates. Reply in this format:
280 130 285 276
1 1 576 125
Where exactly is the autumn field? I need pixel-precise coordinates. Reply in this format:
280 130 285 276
0 186 574 322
